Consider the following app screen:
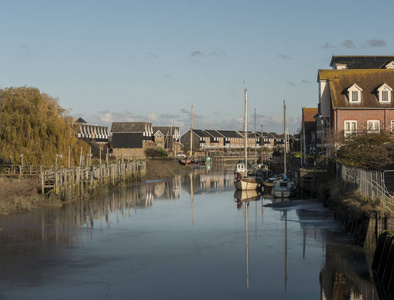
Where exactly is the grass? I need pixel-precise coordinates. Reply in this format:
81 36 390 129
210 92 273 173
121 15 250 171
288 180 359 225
0 177 62 215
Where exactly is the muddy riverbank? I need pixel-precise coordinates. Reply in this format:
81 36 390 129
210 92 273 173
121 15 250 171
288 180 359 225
0 159 186 216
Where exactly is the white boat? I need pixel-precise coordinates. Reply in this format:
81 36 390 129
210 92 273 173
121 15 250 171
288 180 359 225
234 83 261 191
272 177 297 198
234 176 261 191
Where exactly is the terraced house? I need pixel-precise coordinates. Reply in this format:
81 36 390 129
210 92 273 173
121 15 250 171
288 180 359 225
316 56 394 154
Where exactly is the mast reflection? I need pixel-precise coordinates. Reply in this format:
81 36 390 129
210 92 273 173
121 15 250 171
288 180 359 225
234 190 261 289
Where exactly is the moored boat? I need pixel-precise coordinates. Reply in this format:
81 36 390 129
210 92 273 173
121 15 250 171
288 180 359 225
271 178 296 198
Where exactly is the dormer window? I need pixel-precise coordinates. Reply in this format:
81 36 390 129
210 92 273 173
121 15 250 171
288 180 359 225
347 84 362 104
377 83 392 103
384 61 394 69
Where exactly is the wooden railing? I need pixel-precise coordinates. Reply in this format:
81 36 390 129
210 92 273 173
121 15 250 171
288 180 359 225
0 162 146 195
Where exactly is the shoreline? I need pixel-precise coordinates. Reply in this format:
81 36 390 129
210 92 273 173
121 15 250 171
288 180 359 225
0 159 187 216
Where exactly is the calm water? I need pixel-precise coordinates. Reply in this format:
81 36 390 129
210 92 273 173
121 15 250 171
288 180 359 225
0 165 379 300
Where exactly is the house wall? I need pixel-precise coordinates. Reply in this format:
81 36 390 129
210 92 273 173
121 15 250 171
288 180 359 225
112 140 155 160
335 109 394 132
319 80 331 118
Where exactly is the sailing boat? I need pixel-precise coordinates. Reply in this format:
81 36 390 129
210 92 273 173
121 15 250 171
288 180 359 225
271 100 296 198
234 83 262 191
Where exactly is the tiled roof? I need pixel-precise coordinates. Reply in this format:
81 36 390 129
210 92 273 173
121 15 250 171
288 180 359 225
330 56 394 69
216 130 243 138
204 130 223 138
192 129 211 137
302 108 318 122
111 122 151 133
318 69 394 108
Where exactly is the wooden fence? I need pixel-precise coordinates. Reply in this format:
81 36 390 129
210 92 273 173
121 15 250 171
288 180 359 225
1 162 146 198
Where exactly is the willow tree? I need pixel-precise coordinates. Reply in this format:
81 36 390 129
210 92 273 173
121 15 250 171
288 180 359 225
0 86 89 165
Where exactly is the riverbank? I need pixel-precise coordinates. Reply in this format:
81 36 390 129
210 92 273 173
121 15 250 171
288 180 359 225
317 179 390 244
0 159 186 216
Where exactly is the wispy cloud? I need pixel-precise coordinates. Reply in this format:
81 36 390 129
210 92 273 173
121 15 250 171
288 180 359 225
286 81 295 86
301 79 311 84
367 39 387 47
190 50 204 57
322 42 336 49
342 40 356 49
148 52 159 58
278 54 291 60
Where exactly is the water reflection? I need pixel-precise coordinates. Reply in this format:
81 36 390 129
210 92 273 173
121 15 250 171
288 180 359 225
0 166 385 299
266 199 380 299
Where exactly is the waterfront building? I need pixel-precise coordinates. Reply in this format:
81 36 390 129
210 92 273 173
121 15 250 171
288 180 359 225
74 117 109 144
111 122 155 160
316 55 394 156
152 126 182 155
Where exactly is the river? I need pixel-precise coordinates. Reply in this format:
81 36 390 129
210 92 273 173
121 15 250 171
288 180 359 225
0 164 380 299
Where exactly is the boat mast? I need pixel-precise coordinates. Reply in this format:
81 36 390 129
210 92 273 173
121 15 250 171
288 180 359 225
190 105 193 158
283 100 287 175
244 82 248 172
254 108 257 165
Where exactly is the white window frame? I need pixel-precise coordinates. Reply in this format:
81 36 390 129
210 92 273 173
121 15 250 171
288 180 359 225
367 120 380 133
377 84 392 104
347 84 362 104
344 120 357 138
391 120 394 132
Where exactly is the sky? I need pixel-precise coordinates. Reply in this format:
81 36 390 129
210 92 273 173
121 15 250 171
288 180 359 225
1 0 393 135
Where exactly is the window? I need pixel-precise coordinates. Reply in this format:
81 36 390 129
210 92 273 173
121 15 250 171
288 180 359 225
352 91 359 102
344 121 357 138
382 91 389 102
367 120 380 133
392 121 394 132
347 84 362 103
377 84 392 103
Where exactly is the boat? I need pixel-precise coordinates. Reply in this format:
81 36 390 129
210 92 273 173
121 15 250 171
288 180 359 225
263 177 279 188
271 177 297 198
234 83 261 191
271 101 297 198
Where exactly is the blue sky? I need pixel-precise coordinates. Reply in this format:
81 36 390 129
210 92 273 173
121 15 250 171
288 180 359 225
1 0 393 134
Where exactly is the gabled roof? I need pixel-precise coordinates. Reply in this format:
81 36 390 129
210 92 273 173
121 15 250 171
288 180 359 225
75 117 87 124
153 126 179 135
216 130 243 138
192 129 211 138
330 56 394 69
318 69 394 108
204 130 224 138
268 132 283 139
302 108 318 122
111 122 152 133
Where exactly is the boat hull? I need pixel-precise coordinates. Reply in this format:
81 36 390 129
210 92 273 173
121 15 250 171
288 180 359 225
234 178 261 191
271 180 297 198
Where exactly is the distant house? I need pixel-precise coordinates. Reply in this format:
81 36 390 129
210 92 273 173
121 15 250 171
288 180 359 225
316 55 394 155
181 129 212 152
215 130 243 149
204 130 225 150
75 117 109 144
111 122 155 160
153 126 182 155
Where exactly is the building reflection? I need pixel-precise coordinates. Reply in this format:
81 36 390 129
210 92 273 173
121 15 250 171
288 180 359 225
267 201 380 300
182 166 234 195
